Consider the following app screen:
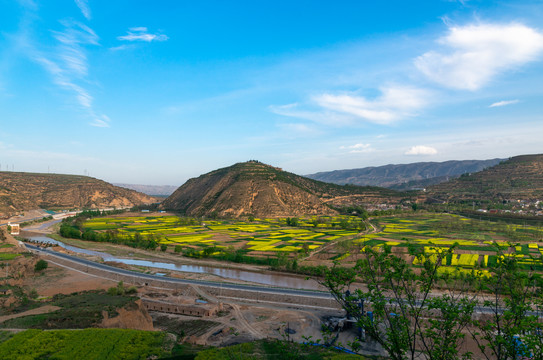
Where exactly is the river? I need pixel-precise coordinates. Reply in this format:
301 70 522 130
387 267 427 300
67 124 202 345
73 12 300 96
26 234 324 290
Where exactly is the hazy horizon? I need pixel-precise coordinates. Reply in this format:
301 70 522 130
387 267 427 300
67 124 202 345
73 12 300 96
2 1 542 185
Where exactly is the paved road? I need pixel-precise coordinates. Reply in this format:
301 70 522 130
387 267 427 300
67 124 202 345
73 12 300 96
25 244 543 318
26 244 334 299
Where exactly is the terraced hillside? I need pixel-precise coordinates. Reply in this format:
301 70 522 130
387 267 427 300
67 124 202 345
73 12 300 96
426 154 543 202
162 161 409 217
0 172 156 218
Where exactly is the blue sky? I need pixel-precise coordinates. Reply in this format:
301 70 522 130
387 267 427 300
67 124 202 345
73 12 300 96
1 1 543 185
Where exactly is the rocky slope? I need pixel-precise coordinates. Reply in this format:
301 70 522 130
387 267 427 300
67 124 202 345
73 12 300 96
0 172 156 218
426 154 543 202
306 159 504 189
161 161 408 217
99 299 154 331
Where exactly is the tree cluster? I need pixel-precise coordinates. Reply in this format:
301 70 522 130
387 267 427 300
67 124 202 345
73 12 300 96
319 244 543 359
59 223 159 250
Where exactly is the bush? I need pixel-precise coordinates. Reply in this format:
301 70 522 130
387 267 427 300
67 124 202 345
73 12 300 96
34 260 48 272
29 289 39 299
107 287 119 296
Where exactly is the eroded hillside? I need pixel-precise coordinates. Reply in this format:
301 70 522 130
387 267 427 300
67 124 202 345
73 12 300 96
0 172 156 218
162 161 409 217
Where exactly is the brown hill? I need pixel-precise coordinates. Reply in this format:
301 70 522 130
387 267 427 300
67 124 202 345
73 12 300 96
161 161 408 218
0 171 156 218
426 154 543 203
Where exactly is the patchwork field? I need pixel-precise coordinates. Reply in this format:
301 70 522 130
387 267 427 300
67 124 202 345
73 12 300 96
82 215 362 258
79 213 543 274
349 214 543 274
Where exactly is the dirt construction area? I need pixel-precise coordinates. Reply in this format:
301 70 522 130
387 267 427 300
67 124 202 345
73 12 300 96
19 259 349 349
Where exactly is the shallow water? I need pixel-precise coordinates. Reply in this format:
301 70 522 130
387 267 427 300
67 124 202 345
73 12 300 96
27 235 322 290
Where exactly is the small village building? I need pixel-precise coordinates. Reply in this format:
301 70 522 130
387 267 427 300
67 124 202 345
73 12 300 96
8 223 19 235
142 299 220 317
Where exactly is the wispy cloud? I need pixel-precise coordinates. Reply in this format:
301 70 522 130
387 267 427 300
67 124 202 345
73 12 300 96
271 86 430 126
277 123 321 136
269 103 354 126
16 0 37 10
74 0 91 20
52 20 98 77
90 114 111 128
489 99 520 108
109 44 134 52
415 23 543 90
405 145 438 155
30 18 110 127
314 86 429 124
340 143 374 153
117 27 168 42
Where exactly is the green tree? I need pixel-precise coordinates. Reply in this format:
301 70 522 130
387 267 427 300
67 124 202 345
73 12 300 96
34 259 48 272
286 217 299 227
470 244 543 360
319 244 475 359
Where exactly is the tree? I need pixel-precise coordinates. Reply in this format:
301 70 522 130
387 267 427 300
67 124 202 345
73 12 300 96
470 244 543 360
286 217 299 227
34 259 48 272
319 244 475 359
319 242 543 359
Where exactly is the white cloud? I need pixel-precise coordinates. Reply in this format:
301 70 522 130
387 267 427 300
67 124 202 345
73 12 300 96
52 21 98 77
90 114 111 128
109 44 133 52
405 145 438 155
269 103 354 126
271 86 430 126
489 99 520 108
74 0 91 20
340 143 374 154
30 20 110 128
117 27 168 42
415 23 543 90
314 86 429 124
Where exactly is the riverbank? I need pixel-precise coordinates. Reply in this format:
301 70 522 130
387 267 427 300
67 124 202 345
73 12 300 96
21 229 326 290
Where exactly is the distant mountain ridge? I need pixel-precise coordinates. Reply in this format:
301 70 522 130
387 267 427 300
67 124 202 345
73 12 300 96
0 172 157 218
113 183 178 197
161 161 408 218
306 159 504 189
